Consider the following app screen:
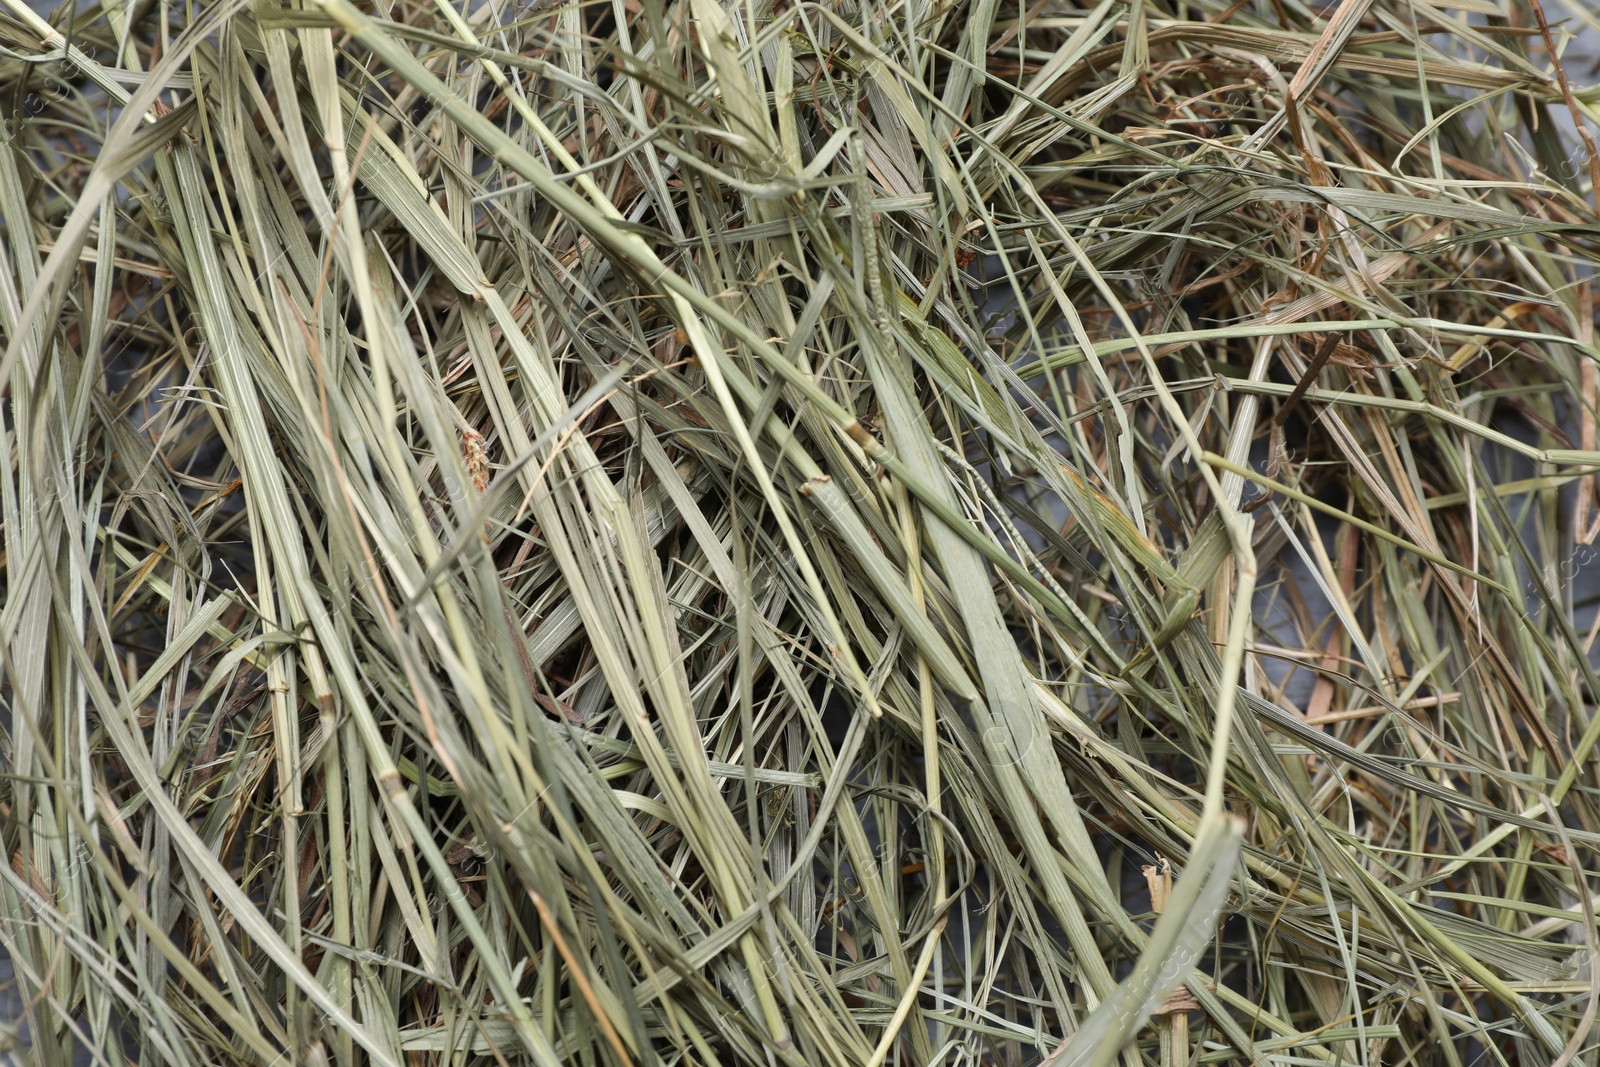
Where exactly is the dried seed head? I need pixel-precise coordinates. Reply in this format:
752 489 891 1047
463 428 489 494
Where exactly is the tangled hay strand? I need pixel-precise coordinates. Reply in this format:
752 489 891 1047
1 0 1600 1063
